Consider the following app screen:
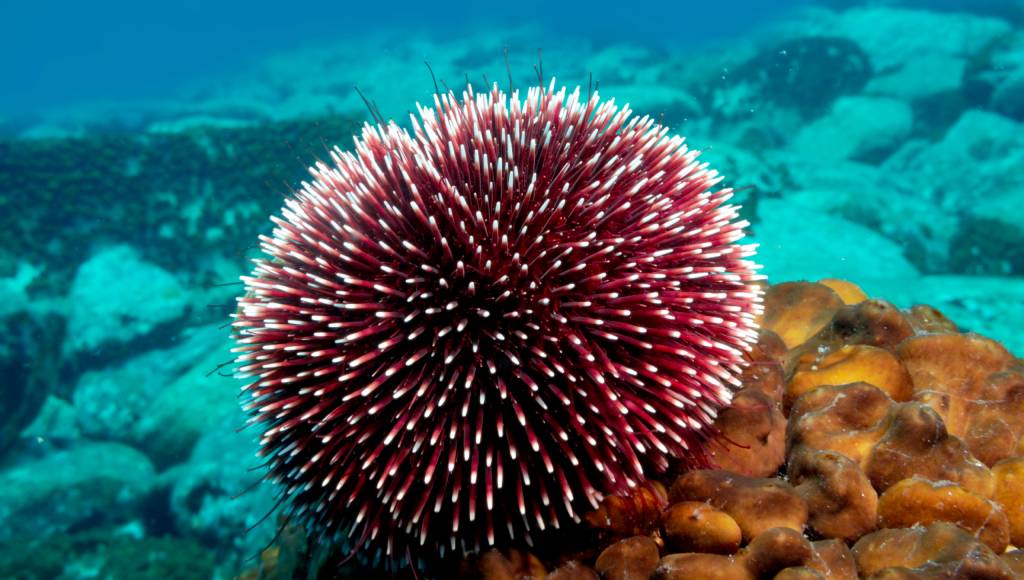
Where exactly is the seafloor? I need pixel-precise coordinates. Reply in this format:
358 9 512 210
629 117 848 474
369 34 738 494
1 3 1024 579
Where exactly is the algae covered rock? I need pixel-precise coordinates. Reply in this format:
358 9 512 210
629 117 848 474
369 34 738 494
72 323 226 447
165 410 277 563
791 96 912 163
64 245 189 355
132 339 239 466
0 442 155 540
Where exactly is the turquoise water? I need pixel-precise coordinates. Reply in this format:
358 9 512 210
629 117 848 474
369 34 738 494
1 0 1023 578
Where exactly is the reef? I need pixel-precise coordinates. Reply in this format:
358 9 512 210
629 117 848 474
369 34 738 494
0 114 361 293
241 279 1024 579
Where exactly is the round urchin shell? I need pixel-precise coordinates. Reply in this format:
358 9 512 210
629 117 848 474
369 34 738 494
233 81 762 568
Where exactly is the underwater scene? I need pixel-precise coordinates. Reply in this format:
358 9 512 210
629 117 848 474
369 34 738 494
3 0 1024 578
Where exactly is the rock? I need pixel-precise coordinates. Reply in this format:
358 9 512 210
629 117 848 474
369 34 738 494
770 155 953 272
865 54 966 101
0 442 155 540
21 396 80 443
836 8 1011 73
992 72 1024 123
964 31 1024 117
72 323 227 446
950 212 1024 276
132 338 240 466
165 410 276 561
698 143 786 223
0 312 63 456
703 36 871 121
0 531 216 580
0 261 44 319
752 199 919 299
883 110 1024 275
886 111 1024 198
790 97 912 163
64 245 189 355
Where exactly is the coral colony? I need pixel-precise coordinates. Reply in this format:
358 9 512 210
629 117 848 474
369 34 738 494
232 81 762 569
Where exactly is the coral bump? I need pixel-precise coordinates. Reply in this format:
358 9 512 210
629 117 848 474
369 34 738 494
232 80 763 568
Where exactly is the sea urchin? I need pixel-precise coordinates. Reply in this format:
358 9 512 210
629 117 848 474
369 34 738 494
233 80 762 569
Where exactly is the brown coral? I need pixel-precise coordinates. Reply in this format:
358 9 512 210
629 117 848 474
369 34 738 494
787 344 913 411
912 365 1024 466
668 470 807 541
547 560 599 580
787 382 894 468
852 523 1014 579
993 457 1024 547
898 334 1015 398
738 329 788 404
278 279 1022 579
594 536 661 580
789 449 878 542
708 389 786 477
661 501 742 555
904 304 958 335
864 402 994 496
654 528 814 580
876 477 1009 552
473 550 547 580
761 282 845 350
805 539 858 580
817 278 868 305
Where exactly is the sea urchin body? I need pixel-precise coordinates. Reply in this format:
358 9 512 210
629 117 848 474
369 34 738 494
233 80 762 568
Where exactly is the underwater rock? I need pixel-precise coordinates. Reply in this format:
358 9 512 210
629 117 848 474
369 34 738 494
791 96 912 163
950 214 1024 276
72 323 226 446
164 409 276 566
751 200 919 297
836 7 1011 73
0 530 216 580
21 395 80 444
65 245 189 356
0 261 45 320
0 442 155 540
133 340 239 467
0 311 63 457
604 84 702 127
865 54 967 101
703 36 871 122
0 114 363 292
771 156 948 274
883 111 1024 276
964 30 1024 119
992 71 1024 122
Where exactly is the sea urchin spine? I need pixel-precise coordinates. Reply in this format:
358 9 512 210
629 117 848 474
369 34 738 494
233 80 762 569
